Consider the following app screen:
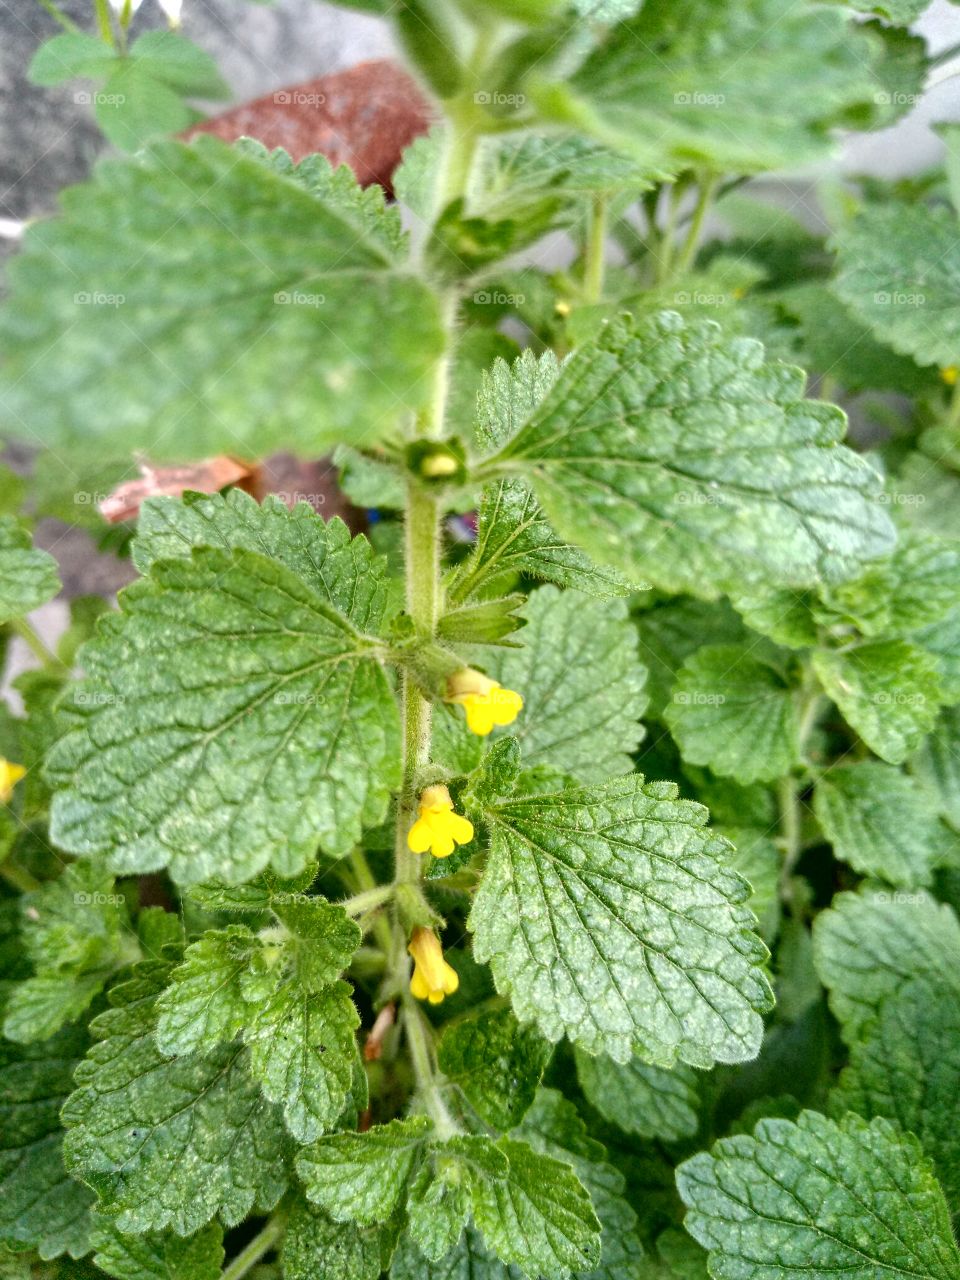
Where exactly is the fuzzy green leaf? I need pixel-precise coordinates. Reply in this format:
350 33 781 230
0 1024 94 1259
483 587 648 782
154 927 257 1057
47 546 401 884
911 706 960 828
280 1199 388 1280
437 1006 552 1131
90 1218 224 1280
677 1111 960 1280
664 645 799 785
491 312 893 599
470 775 772 1066
407 1137 510 1264
62 961 289 1234
574 1048 700 1142
295 1117 431 1226
813 640 942 764
133 492 396 633
0 137 444 462
563 0 882 174
813 888 960 1041
813 762 950 887
476 349 562 453
832 976 960 1207
0 518 60 623
832 203 960 369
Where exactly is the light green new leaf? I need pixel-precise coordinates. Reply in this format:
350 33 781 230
469 1137 601 1280
832 976 960 1206
280 1198 387 1280
911 706 960 829
133 492 396 634
484 587 648 782
475 349 561 453
470 775 772 1066
407 1138 510 1264
449 480 633 603
245 979 360 1143
295 1117 431 1226
437 1006 552 1131
574 1047 700 1143
813 640 942 764
562 0 882 174
62 961 289 1234
665 645 800 785
28 32 117 84
155 927 257 1057
0 518 60 624
833 204 960 369
47 547 401 884
91 1218 224 1280
812 888 960 1041
677 1110 960 1280
3 972 110 1046
813 762 950 887
269 896 362 991
489 312 894 599
0 137 444 461
0 1023 94 1259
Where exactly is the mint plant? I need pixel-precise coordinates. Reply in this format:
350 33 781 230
2 1 960 1278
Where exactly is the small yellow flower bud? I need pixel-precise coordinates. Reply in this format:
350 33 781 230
420 453 459 478
408 927 459 1004
554 299 571 317
0 758 26 805
446 669 524 737
407 784 474 858
942 366 959 386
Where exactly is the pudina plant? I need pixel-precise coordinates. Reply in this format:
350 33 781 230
3 1 960 1278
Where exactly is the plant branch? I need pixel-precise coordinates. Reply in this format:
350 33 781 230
402 994 457 1138
673 173 719 277
9 616 62 669
220 1216 283 1280
583 194 608 304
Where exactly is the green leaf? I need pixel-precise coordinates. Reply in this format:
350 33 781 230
3 861 133 1044
28 32 116 85
716 827 781 944
470 775 772 1066
813 640 942 764
911 706 960 828
469 1137 601 1280
134 492 396 634
475 349 562 453
813 762 950 887
154 926 257 1056
562 0 882 174
391 1227 514 1280
96 61 194 152
127 30 228 99
0 137 444 462
47 546 401 884
62 961 289 1234
574 1048 700 1142
842 0 933 19
677 1111 960 1280
295 1117 431 1226
449 480 633 602
280 1198 387 1280
437 1006 552 1130
813 888 960 1041
407 1138 510 1264
512 1089 639 1280
832 203 960 369
0 518 60 623
245 979 360 1143
832 976 960 1206
490 312 894 599
664 645 800 785
0 1024 94 1259
91 1218 224 1280
635 598 748 716
483 587 648 782
269 895 363 990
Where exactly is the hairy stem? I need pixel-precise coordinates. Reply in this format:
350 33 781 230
220 1216 283 1280
9 616 61 669
673 174 718 277
402 994 457 1137
583 194 608 303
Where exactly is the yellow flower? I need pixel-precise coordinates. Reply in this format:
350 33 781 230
407 784 474 858
0 758 26 805
942 366 959 386
446 669 523 737
408 927 459 1004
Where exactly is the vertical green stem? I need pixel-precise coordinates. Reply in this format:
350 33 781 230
9 617 61 669
219 1216 283 1280
673 173 718 278
92 0 116 47
402 995 457 1137
583 194 608 304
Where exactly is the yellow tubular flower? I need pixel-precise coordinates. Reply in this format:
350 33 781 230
408 927 459 1004
407 784 474 858
0 759 26 805
446 669 523 737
